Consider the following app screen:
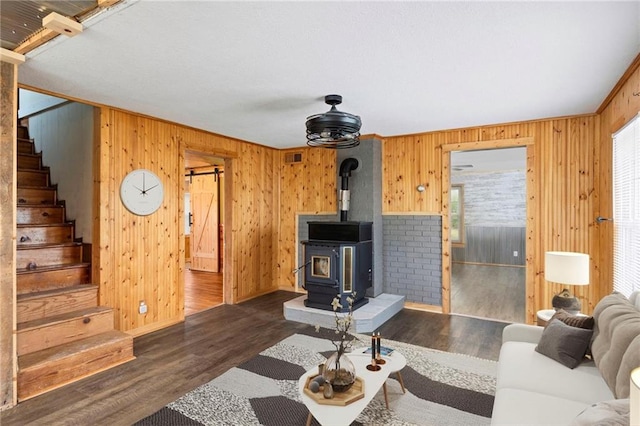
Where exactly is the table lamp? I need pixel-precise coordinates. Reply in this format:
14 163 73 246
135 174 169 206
544 251 589 314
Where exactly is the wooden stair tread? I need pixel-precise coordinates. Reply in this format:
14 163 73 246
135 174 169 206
14 127 135 401
18 223 72 228
17 184 55 189
17 284 97 302
17 167 45 171
18 306 113 331
19 330 133 370
17 242 82 250
17 262 90 274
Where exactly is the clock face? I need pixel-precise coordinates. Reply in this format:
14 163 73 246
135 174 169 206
120 169 164 216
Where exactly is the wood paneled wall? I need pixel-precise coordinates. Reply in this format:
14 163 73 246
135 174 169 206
383 118 600 322
277 148 337 289
95 108 281 334
597 59 640 303
0 61 18 409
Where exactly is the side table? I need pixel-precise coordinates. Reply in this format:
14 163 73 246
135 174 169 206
536 309 556 327
536 309 587 326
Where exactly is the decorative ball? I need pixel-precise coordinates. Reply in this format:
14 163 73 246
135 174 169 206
309 380 320 393
312 375 326 385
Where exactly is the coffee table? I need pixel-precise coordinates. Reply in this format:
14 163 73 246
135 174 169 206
298 348 407 426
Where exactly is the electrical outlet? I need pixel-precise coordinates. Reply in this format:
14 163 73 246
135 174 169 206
139 301 148 314
513 251 518 257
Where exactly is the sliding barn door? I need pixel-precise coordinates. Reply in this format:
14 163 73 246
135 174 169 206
190 172 219 272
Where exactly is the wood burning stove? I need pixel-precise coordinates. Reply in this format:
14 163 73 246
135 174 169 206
302 221 373 312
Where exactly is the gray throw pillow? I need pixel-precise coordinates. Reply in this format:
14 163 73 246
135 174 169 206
535 319 593 369
549 309 595 330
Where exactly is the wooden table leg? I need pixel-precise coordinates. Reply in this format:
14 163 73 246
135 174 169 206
396 371 406 394
306 411 313 426
383 382 389 409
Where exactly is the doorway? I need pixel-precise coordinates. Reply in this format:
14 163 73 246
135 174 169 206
184 151 225 315
449 147 527 323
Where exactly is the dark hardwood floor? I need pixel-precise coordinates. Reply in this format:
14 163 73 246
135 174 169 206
1 291 507 426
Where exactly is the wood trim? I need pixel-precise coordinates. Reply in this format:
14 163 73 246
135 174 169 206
525 144 537 323
14 29 58 55
441 136 534 152
0 61 18 409
441 150 451 313
403 301 443 313
597 52 640 114
97 0 121 7
223 157 234 305
385 117 596 140
125 318 183 337
441 140 535 321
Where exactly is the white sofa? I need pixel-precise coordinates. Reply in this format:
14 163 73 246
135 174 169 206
491 291 640 425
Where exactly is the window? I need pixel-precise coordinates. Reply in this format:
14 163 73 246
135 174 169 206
451 184 464 246
613 112 640 297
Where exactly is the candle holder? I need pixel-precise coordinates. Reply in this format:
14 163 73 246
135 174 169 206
366 359 382 372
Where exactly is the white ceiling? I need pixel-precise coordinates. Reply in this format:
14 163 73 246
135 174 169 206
452 146 526 173
17 1 640 150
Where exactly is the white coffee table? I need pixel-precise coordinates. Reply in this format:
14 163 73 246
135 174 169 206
298 348 407 426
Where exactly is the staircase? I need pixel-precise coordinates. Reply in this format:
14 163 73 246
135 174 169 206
15 126 134 402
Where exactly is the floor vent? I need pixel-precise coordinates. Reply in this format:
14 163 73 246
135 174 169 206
285 152 303 164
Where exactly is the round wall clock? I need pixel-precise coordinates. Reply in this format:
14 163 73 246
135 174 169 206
120 169 164 216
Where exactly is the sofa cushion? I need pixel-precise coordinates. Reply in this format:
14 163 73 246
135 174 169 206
591 292 640 398
496 341 614 403
568 399 630 426
491 388 590 426
616 335 640 398
535 319 593 369
549 309 594 329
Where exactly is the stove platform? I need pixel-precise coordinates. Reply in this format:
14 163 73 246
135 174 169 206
283 293 405 333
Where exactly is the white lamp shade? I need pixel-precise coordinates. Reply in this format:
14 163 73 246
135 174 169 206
545 251 590 285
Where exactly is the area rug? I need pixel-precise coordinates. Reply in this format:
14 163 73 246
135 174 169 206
135 332 497 426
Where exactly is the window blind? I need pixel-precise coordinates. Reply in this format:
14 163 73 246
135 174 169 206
613 112 640 297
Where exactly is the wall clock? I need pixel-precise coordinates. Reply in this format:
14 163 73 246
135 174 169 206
120 169 164 216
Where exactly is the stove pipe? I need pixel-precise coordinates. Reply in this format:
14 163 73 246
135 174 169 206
339 158 359 222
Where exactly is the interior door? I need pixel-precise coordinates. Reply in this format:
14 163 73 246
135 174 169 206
190 170 219 272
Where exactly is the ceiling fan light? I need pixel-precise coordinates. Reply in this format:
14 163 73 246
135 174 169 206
306 95 362 149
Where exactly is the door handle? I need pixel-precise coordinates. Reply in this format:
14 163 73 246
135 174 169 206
596 216 613 223
189 212 193 227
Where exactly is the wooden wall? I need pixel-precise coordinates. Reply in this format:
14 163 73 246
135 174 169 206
0 61 17 409
95 108 281 334
383 117 600 322
597 58 640 302
277 148 337 289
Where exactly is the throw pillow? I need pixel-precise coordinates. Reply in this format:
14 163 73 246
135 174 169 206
535 319 593 369
568 399 629 426
549 309 594 330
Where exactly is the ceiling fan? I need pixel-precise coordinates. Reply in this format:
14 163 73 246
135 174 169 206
452 164 474 172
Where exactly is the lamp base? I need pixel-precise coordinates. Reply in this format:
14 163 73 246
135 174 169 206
551 289 581 314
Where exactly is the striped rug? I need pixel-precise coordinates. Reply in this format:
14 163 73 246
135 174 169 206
135 332 497 426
